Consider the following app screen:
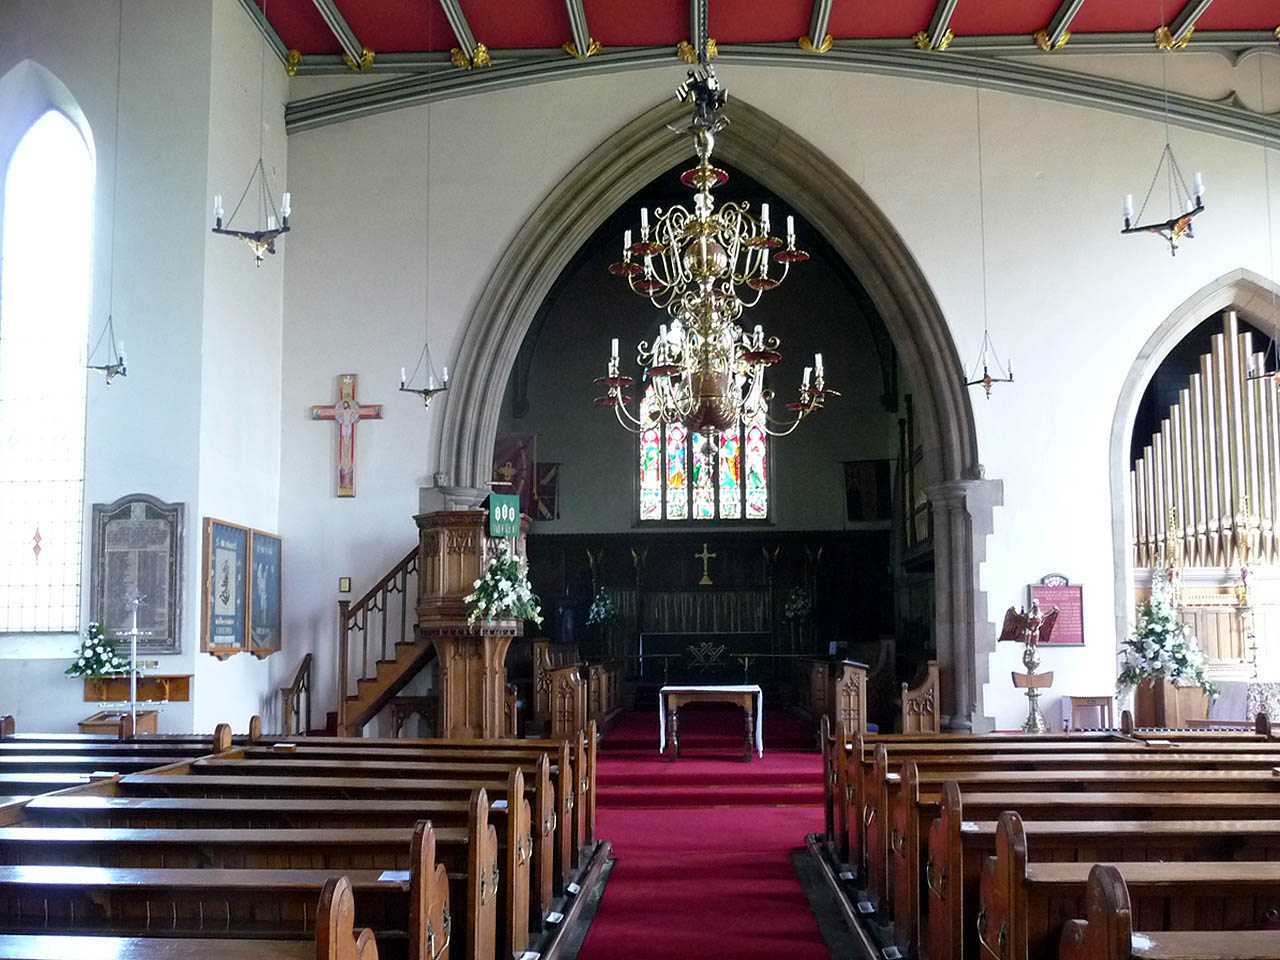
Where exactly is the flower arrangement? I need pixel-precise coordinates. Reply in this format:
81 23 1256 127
783 586 813 623
65 622 130 678
464 539 543 627
585 588 617 627
1117 571 1215 696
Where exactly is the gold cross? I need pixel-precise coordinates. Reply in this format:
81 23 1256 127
496 461 517 482
695 542 717 585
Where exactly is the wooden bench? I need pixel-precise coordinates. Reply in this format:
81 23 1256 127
0 821 447 960
0 814 488 960
200 752 562 903
14 786 530 960
1060 863 1280 960
980 812 1280 960
0 874 381 960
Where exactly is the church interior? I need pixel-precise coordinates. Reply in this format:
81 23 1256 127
3 1 1280 958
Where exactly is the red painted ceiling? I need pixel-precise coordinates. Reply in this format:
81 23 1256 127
256 1 1279 56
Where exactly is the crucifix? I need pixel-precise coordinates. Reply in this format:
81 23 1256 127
311 374 383 498
695 542 717 585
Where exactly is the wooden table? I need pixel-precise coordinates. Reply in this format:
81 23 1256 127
658 684 763 762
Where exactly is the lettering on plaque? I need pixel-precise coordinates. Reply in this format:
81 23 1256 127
1028 574 1084 646
90 495 184 654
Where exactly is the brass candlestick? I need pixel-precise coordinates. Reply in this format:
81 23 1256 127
999 599 1060 734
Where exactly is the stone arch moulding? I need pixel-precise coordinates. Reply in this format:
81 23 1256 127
0 60 96 173
1109 268 1280 649
434 95 1001 730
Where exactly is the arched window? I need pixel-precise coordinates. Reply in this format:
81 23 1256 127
0 110 94 633
638 384 769 521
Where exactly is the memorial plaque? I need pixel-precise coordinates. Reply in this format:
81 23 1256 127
248 529 282 658
90 495 184 655
1028 574 1084 646
202 518 249 659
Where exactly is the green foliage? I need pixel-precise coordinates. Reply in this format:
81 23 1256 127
1117 572 1215 696
464 539 543 627
65 622 130 678
586 588 617 627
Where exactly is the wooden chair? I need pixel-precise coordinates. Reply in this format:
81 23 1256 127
1066 693 1114 731
900 660 940 734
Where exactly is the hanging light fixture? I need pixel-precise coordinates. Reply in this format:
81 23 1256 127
595 61 837 441
399 1 449 408
87 0 128 385
211 0 293 266
963 68 1013 399
1120 0 1204 256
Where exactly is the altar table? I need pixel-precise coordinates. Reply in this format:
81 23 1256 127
658 684 764 762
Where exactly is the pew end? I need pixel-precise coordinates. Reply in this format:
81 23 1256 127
319 875 381 960
1058 864 1132 960
0 716 13 739
410 821 452 960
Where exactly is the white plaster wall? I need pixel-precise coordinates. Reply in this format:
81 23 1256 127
280 61 1280 730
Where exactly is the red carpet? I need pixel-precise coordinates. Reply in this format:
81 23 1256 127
578 706 830 959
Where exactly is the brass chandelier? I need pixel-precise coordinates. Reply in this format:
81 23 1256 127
595 63 836 439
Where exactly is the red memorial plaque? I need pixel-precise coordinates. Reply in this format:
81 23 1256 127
1028 575 1084 646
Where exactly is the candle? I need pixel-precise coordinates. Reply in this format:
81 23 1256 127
1007 358 1014 378
760 202 770 234
267 215 277 231
623 229 632 253
611 338 619 359
213 194 223 218
814 353 824 377
786 215 795 246
1193 171 1204 199
281 192 291 217
802 366 812 388
761 252 769 278
640 207 649 232
1123 194 1134 220
400 367 406 386
442 366 449 383
659 324 668 345
753 324 763 346
119 341 126 364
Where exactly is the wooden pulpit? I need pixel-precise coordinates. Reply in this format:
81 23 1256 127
415 508 530 738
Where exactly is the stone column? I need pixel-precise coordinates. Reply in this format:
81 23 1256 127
924 477 1002 732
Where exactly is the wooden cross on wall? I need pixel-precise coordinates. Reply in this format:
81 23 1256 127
311 374 382 498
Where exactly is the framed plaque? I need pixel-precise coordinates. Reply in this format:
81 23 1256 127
90 495 184 655
201 518 249 659
1028 574 1085 646
248 529 282 658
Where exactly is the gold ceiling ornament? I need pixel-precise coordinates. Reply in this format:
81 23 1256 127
1155 25 1192 50
596 63 837 440
677 39 717 63
563 38 602 59
1033 28 1070 51
472 42 491 68
342 46 375 71
450 43 490 69
798 34 834 54
913 28 953 51
284 48 302 76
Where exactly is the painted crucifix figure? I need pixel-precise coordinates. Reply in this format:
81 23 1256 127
311 374 383 497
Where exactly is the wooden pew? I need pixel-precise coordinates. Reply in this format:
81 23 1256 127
14 787 526 960
1060 863 1280 960
0 808 490 960
980 812 1280 960
935 808 1280 960
900 660 940 734
0 874 382 960
202 750 561 906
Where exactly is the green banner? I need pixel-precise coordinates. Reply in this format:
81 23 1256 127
488 493 521 537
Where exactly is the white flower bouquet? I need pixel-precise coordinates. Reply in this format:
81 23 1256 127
585 588 616 627
65 622 131 678
464 539 543 627
1117 571 1215 696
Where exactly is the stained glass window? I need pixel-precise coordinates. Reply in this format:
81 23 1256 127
638 408 767 521
0 110 93 633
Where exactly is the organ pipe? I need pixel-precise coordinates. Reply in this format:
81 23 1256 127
1132 311 1279 569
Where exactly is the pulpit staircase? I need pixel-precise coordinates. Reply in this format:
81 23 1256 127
335 546 431 736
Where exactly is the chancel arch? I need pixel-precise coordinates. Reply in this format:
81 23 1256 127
436 95 999 730
1111 269 1280 708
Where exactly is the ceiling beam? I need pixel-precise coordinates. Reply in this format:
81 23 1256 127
1168 0 1214 45
235 0 289 65
803 0 835 52
690 0 710 61
310 0 371 69
917 0 959 51
439 0 479 61
563 0 593 58
1039 0 1086 50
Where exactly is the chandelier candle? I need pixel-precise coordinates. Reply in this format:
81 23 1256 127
598 63 838 439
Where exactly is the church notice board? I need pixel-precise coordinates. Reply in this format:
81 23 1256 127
201 518 282 660
1028 574 1084 646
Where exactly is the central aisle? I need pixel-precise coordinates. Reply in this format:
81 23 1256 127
577 706 831 959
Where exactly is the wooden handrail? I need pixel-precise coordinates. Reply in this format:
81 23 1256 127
280 652 313 737
336 547 420 735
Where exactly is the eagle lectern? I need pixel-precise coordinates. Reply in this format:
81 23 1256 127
415 508 530 738
998 599 1060 734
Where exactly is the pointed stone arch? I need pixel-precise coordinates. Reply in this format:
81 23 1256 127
1109 268 1280 646
435 96 999 729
